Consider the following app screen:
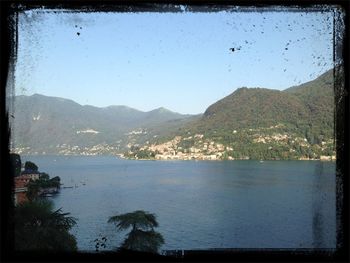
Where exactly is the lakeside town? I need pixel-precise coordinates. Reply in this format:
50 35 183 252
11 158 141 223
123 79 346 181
122 128 336 161
13 128 336 162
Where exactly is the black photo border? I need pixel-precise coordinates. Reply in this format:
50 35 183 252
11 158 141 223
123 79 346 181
1 1 349 262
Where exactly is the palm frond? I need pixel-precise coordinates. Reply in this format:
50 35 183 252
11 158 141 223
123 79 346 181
108 210 158 231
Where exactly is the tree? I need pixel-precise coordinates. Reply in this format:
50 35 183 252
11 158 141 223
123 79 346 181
49 176 61 188
108 210 164 253
10 153 21 177
26 182 41 201
26 174 61 200
40 172 50 180
14 200 77 251
24 161 38 172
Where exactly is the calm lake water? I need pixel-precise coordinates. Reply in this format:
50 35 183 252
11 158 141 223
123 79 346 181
23 156 336 251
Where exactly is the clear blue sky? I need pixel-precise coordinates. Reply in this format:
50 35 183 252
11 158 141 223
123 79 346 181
15 7 334 114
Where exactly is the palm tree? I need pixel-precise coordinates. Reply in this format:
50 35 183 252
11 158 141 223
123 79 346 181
108 210 164 253
14 200 77 251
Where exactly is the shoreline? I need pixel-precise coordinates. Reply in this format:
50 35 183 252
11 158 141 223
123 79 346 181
121 157 336 162
18 153 336 162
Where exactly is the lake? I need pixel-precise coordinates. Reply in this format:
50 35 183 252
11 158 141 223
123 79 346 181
22 156 336 251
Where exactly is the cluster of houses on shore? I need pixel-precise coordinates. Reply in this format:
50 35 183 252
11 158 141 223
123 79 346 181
125 135 235 160
13 167 60 206
14 169 41 205
124 131 336 161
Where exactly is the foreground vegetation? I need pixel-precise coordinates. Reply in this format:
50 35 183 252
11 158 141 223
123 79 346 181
11 156 165 253
14 200 78 251
108 210 164 253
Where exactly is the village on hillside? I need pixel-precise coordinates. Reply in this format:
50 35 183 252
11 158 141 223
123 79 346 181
122 127 336 161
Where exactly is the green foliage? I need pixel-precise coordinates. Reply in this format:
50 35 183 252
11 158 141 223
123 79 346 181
24 161 38 171
125 150 155 159
108 210 164 253
14 200 77 251
189 69 331 138
40 172 50 180
136 150 155 159
121 229 164 254
33 177 60 189
27 175 61 200
49 176 61 188
108 210 158 231
10 153 21 177
26 183 40 201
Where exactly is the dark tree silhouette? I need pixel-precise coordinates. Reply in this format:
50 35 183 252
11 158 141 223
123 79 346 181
14 200 77 251
24 161 38 172
108 210 164 253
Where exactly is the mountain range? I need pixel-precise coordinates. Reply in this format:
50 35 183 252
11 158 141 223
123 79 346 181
9 68 335 159
10 94 196 154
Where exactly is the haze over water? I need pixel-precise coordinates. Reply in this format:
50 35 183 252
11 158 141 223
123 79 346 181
23 155 336 251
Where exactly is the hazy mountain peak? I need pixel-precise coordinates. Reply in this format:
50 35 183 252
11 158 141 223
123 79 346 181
104 105 142 112
150 107 173 113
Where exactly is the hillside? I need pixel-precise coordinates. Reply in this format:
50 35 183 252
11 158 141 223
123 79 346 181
185 68 334 141
9 68 336 160
201 88 308 131
10 94 194 155
126 68 335 160
284 69 334 141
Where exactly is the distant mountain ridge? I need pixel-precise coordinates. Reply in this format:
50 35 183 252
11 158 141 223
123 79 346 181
10 68 335 159
10 94 195 154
